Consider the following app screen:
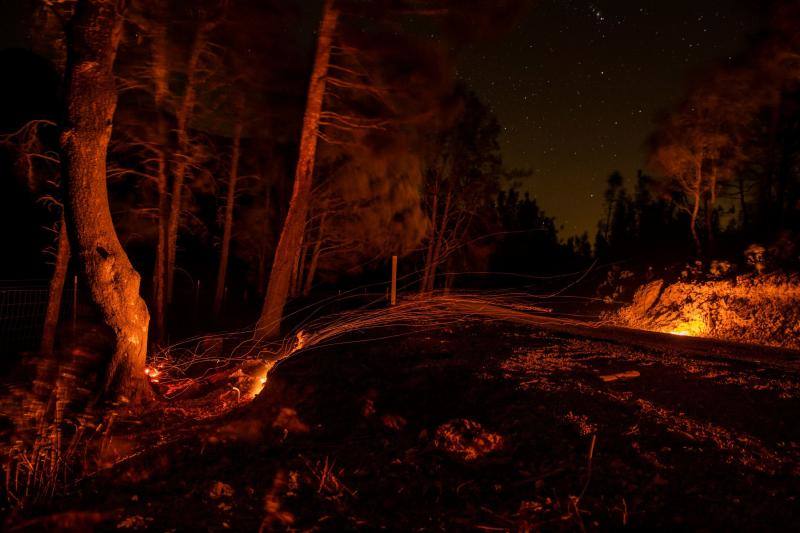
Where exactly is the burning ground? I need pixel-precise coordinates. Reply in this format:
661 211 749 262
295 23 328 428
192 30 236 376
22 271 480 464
4 315 800 531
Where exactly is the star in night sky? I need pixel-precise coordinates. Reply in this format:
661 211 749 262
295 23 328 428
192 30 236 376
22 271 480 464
457 0 767 237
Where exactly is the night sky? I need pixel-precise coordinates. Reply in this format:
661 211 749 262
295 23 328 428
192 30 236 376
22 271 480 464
458 0 766 237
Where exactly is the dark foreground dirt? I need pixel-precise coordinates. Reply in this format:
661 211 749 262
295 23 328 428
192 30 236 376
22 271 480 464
9 320 800 531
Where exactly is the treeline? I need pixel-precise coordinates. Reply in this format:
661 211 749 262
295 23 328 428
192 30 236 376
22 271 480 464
642 0 800 263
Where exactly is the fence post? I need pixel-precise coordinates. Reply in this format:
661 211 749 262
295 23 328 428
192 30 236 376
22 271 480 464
390 255 397 306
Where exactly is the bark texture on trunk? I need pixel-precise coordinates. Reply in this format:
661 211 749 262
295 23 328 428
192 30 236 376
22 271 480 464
40 215 71 355
256 0 338 340
214 116 243 318
61 0 150 402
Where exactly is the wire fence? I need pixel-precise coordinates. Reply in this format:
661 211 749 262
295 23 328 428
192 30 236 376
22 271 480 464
0 278 78 356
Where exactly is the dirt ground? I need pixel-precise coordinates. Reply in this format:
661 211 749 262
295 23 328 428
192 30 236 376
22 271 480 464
8 320 800 531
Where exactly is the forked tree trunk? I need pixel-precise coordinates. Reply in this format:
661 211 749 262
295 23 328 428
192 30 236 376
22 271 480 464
61 0 150 402
214 114 244 318
256 0 338 340
40 214 71 355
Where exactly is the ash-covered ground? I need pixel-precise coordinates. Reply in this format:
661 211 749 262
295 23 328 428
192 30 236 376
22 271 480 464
8 320 800 531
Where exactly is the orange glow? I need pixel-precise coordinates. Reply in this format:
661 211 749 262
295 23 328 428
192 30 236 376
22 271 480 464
144 366 161 383
249 361 276 398
295 330 307 351
666 314 707 337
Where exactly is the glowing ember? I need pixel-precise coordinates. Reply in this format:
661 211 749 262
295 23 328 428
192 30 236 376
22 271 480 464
144 366 161 383
295 330 307 351
249 361 276 398
666 315 707 338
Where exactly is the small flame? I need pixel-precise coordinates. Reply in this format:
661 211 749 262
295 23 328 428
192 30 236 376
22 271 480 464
294 330 307 352
667 314 706 338
248 361 276 398
144 365 161 383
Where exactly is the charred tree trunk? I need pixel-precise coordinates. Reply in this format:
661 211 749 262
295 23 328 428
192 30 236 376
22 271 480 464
256 0 338 340
40 215 71 355
60 0 151 402
214 115 244 318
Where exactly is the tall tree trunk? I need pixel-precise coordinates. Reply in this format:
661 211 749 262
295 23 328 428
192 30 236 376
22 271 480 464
426 188 453 292
706 165 717 254
40 214 70 355
214 115 244 318
165 20 209 304
759 98 783 235
288 231 306 298
689 191 702 257
738 173 749 231
420 187 438 294
150 13 169 343
302 215 326 297
257 174 272 295
292 239 308 298
704 193 714 255
255 0 338 340
61 0 150 402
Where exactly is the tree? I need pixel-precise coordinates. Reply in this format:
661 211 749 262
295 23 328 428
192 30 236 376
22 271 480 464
648 117 707 255
60 0 150 402
255 0 339 340
420 89 503 293
1 119 68 355
601 171 623 242
164 4 225 308
213 94 245 318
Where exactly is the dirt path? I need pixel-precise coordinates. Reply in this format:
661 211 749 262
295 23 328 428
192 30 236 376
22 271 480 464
12 319 800 531
444 296 800 370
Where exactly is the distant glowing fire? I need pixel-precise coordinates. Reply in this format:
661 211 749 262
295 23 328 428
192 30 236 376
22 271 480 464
666 315 707 338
